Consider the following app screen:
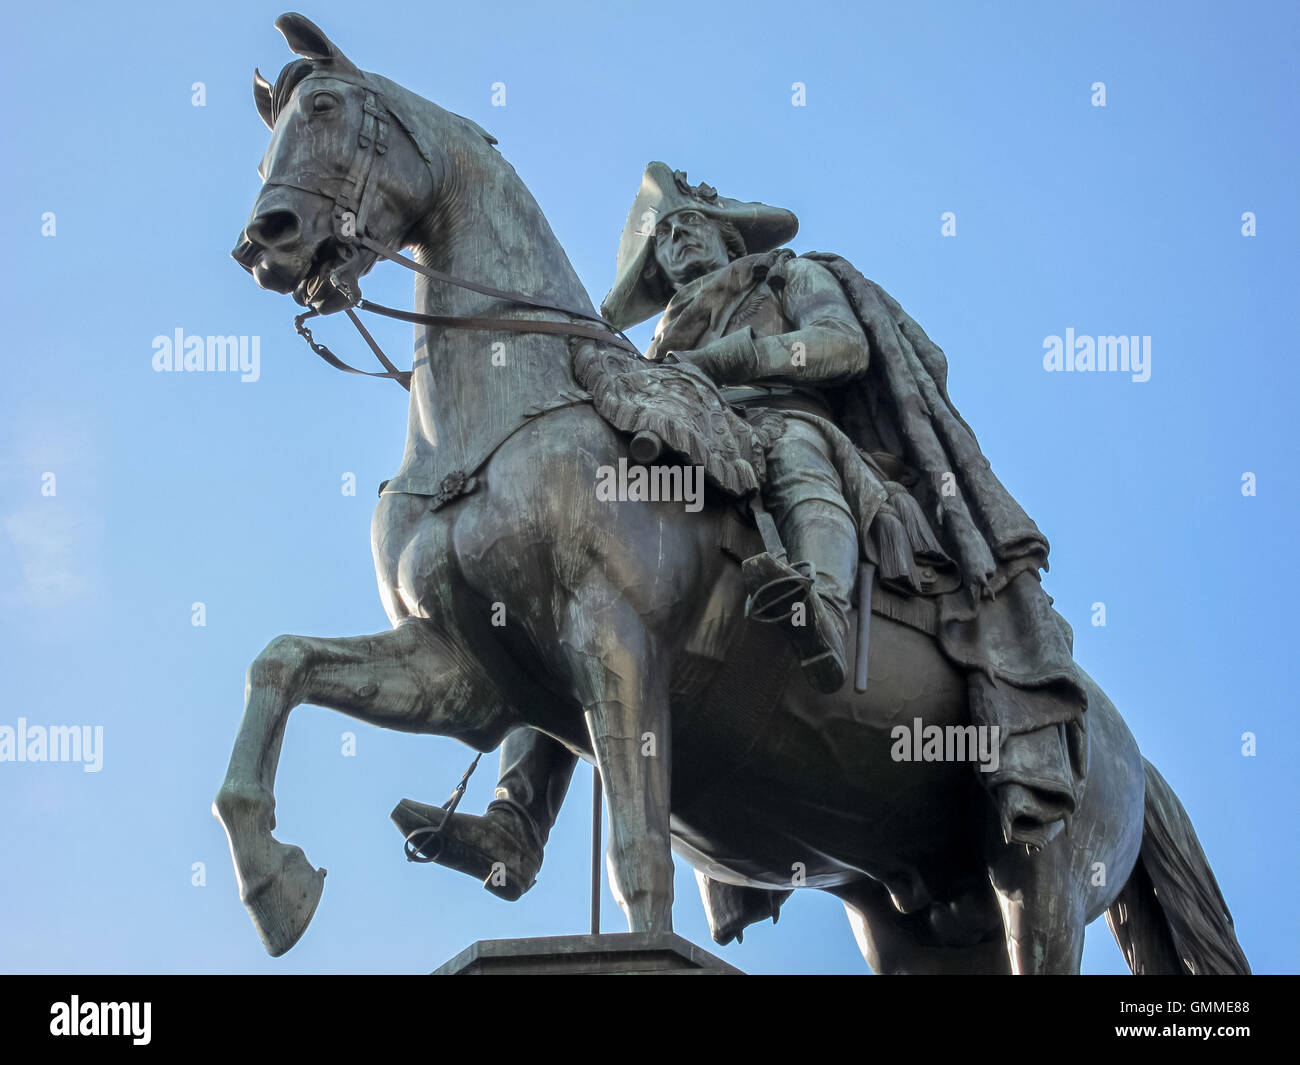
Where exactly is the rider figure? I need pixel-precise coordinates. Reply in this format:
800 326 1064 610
628 164 868 693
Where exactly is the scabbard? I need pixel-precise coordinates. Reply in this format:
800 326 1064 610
855 562 875 694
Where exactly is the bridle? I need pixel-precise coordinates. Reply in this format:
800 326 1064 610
244 79 640 391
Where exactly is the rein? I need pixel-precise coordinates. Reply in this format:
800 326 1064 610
293 231 641 392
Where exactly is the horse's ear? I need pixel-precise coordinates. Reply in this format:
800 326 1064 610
253 68 275 130
274 12 360 74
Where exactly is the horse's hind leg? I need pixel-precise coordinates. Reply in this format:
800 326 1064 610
834 880 1010 975
213 619 475 956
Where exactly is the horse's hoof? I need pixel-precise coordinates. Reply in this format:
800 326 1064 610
241 844 326 957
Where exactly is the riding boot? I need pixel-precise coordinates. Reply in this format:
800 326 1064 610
391 728 576 900
745 499 858 694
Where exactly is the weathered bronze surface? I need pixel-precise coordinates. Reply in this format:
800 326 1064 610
215 13 1250 974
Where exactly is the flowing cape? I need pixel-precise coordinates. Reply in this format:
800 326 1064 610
803 252 1088 845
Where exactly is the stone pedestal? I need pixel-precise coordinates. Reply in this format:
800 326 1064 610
433 932 743 975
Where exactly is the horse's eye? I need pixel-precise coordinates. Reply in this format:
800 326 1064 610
312 92 340 113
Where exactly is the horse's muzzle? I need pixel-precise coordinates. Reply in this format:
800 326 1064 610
231 237 260 273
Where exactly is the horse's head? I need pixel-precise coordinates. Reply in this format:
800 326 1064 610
232 13 436 314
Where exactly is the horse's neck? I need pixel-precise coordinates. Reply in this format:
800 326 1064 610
391 149 594 492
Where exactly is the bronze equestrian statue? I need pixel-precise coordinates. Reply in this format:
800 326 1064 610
216 12 1249 974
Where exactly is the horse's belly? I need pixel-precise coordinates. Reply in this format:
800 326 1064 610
671 611 983 896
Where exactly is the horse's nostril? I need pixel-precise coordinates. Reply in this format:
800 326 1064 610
231 237 260 269
248 209 301 247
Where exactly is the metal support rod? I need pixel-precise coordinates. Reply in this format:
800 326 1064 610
590 765 602 934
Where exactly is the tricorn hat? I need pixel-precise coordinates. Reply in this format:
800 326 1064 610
599 161 799 330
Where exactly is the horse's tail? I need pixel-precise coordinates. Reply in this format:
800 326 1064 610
1105 759 1250 975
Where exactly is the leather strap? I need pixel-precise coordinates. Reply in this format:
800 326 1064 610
345 308 411 383
356 234 610 326
294 310 412 388
356 298 642 349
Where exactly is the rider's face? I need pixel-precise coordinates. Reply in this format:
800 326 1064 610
652 210 731 289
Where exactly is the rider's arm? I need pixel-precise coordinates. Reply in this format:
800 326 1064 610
673 258 868 385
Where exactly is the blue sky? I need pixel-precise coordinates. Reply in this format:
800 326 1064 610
1 0 1295 974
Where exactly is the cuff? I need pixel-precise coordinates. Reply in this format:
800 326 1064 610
673 327 760 384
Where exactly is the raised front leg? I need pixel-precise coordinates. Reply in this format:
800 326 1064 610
213 619 483 955
560 597 674 933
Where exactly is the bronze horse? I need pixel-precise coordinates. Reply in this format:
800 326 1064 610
215 13 1249 974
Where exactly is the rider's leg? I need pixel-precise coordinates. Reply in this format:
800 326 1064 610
751 420 859 693
392 727 576 900
489 726 578 851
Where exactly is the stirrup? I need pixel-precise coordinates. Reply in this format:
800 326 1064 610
747 559 815 624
